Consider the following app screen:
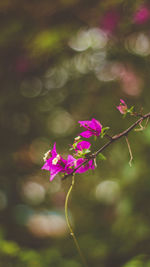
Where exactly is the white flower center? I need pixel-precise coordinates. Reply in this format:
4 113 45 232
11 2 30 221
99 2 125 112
43 150 51 162
52 154 60 165
74 136 81 141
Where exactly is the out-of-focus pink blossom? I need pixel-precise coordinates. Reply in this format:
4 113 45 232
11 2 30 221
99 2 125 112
133 6 150 24
101 9 120 34
112 63 142 96
117 99 128 114
78 119 102 138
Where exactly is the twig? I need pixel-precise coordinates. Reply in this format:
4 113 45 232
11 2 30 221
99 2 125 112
125 136 133 167
134 117 149 131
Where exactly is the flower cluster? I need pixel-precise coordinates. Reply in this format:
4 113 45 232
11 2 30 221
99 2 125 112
42 119 102 181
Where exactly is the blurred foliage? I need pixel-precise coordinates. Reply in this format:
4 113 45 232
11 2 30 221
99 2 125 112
1 0 150 266
0 232 82 267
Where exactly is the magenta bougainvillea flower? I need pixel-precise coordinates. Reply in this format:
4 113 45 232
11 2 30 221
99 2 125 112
75 140 91 157
133 6 150 24
78 118 102 138
42 143 76 181
116 99 128 114
72 140 95 172
42 142 95 180
75 158 95 173
76 140 91 151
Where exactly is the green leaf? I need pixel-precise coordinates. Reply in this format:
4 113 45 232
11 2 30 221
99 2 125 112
97 153 106 161
100 127 110 138
72 138 83 150
94 136 97 141
82 149 91 155
82 149 91 153
127 106 134 114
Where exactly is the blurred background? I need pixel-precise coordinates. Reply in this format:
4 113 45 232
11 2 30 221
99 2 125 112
0 0 150 266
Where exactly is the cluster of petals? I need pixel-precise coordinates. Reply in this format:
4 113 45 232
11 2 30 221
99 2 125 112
42 118 103 181
42 143 75 181
75 157 95 173
116 99 128 115
75 140 91 151
78 118 102 138
74 140 95 173
42 141 95 181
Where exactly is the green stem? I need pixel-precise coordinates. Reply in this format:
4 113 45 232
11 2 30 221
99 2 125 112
65 174 88 267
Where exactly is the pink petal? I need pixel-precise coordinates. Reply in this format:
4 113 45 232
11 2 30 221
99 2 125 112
75 158 95 173
120 99 126 104
76 141 91 151
51 142 57 158
66 155 76 167
80 131 94 138
50 169 60 181
88 159 95 170
42 158 52 171
116 105 124 114
78 120 91 128
92 118 102 133
50 166 63 181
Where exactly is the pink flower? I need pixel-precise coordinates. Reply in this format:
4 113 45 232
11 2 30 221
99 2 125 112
42 143 76 181
78 118 102 138
72 140 95 172
75 158 95 173
116 99 128 114
74 140 91 158
42 141 96 179
76 140 91 151
133 6 150 24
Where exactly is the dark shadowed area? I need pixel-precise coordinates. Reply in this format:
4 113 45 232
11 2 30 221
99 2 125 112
0 0 150 266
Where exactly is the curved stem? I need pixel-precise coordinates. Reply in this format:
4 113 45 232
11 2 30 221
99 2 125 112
65 174 88 267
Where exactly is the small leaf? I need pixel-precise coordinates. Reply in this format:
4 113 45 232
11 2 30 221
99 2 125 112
127 106 134 114
100 127 110 138
82 149 91 154
97 153 106 161
72 138 83 149
94 136 97 141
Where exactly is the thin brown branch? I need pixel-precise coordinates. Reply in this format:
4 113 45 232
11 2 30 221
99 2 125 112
62 112 150 181
134 117 149 132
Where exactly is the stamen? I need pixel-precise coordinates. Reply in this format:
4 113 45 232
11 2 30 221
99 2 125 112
74 136 81 141
43 150 51 162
